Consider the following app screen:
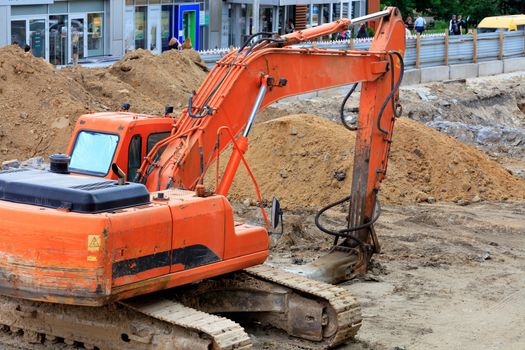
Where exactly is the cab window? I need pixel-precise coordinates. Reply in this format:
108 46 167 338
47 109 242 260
128 135 142 181
70 131 119 176
147 132 171 154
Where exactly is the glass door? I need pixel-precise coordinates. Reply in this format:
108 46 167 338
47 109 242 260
182 10 196 48
69 15 87 63
10 20 27 48
148 5 162 54
135 6 147 49
49 15 68 65
29 19 46 59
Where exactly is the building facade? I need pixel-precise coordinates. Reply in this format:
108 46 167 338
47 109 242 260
0 0 378 64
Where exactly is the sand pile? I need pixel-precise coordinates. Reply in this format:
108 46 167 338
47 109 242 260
64 49 208 115
0 46 207 162
222 115 525 208
109 49 207 109
0 45 99 161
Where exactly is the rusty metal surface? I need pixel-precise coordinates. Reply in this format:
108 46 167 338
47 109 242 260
287 248 364 284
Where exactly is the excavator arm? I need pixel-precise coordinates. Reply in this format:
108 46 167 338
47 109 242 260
138 7 406 284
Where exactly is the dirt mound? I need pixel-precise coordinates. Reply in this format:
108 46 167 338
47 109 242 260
223 115 525 208
0 47 207 162
109 49 207 109
0 45 99 161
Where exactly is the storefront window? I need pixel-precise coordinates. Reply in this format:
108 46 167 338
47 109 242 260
161 5 173 51
49 15 68 65
71 17 85 61
29 19 46 59
135 6 147 49
88 13 104 56
10 20 26 48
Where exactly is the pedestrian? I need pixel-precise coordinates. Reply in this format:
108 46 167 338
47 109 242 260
286 19 295 34
181 37 192 50
72 34 79 65
168 37 179 50
24 44 31 53
414 15 426 35
449 15 460 35
337 29 349 40
458 15 467 34
405 15 414 31
357 24 368 39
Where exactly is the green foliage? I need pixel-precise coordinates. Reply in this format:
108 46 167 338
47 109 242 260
380 0 524 23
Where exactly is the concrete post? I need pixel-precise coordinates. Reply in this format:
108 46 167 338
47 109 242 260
245 5 251 35
208 0 222 49
220 4 229 48
340 0 343 18
232 4 241 47
109 0 125 57
0 6 11 48
253 0 260 34
348 0 352 19
273 6 279 32
329 3 333 22
309 0 314 27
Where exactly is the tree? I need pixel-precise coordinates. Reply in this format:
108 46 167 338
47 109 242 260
380 0 416 19
381 0 523 23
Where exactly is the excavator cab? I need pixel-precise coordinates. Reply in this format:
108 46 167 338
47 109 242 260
66 112 174 181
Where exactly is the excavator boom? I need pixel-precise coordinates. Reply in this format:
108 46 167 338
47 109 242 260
139 7 405 283
138 8 405 197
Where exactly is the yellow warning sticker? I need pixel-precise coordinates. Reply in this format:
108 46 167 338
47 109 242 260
88 235 101 252
87 255 98 262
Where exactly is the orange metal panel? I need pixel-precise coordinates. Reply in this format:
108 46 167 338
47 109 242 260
109 203 173 287
0 200 109 301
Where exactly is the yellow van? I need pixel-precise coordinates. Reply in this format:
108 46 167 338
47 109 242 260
478 15 525 33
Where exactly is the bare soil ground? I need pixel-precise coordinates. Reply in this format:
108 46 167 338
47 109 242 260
234 201 525 350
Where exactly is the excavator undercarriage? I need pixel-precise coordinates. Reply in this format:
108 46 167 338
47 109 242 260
0 266 360 349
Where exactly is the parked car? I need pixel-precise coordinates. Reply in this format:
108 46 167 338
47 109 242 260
477 14 525 33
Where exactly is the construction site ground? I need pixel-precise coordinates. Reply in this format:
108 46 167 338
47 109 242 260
0 46 524 349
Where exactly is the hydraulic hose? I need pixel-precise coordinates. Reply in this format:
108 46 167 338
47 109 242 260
314 194 381 243
377 50 404 134
340 83 359 131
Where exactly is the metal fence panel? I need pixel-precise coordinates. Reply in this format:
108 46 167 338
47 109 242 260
200 31 525 70
476 32 501 61
504 30 525 58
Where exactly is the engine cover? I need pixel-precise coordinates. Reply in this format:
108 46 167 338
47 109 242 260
0 168 150 213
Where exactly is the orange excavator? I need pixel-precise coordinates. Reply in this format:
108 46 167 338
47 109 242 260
0 7 405 350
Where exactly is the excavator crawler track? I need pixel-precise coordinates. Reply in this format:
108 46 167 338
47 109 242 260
172 265 362 349
0 295 251 350
122 298 252 350
245 265 362 348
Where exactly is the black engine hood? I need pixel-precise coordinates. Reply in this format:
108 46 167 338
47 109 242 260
0 168 150 213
